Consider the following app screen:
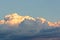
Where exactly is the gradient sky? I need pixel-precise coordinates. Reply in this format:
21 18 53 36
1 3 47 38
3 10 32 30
0 0 60 22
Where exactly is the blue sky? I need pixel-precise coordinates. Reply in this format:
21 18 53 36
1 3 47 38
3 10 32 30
0 0 60 21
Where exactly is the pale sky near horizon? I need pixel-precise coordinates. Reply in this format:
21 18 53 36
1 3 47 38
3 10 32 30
0 0 60 22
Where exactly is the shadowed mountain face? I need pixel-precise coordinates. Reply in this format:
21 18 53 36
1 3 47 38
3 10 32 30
0 13 60 40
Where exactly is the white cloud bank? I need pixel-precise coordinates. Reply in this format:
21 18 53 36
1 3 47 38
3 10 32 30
0 13 60 40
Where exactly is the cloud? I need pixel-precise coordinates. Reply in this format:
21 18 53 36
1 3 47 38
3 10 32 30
0 13 60 40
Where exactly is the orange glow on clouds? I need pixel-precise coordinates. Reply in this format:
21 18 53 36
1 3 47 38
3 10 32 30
0 20 5 24
3 13 35 25
4 13 24 25
0 13 60 27
37 17 46 24
48 21 60 27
